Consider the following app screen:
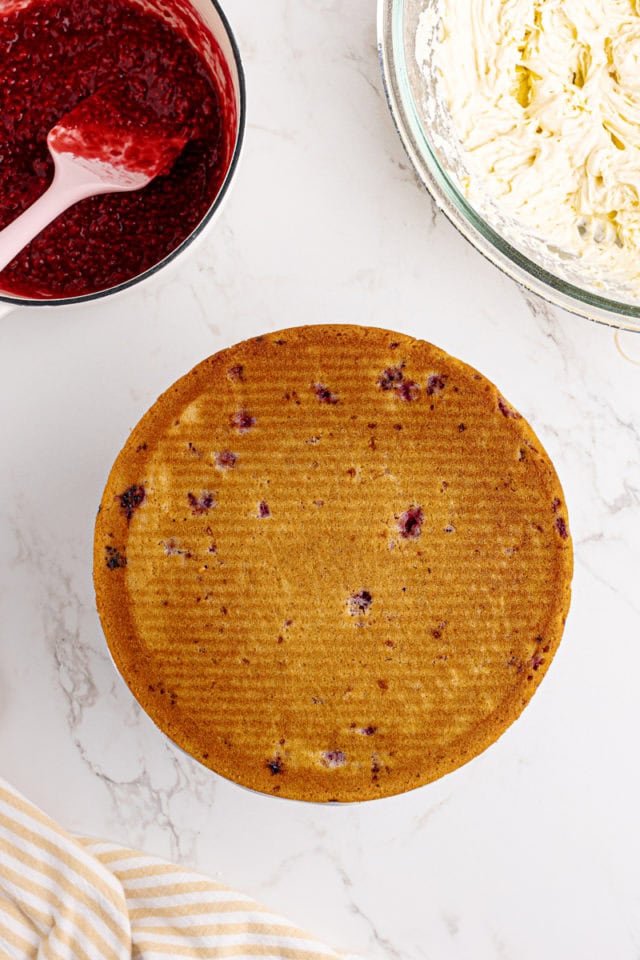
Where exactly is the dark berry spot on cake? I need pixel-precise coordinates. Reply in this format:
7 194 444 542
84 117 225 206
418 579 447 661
368 422 377 429
258 501 271 518
529 652 545 671
377 679 389 692
360 726 377 736
136 443 148 453
105 546 126 569
266 757 283 775
321 750 346 769
396 380 420 402
313 383 339 405
552 498 562 513
117 485 146 521
458 424 466 432
230 410 256 433
426 374 447 395
444 523 456 534
518 448 527 461
398 506 424 539
227 365 244 381
389 341 400 349
215 451 238 470
371 755 382 780
555 517 569 539
497 396 521 419
377 365 405 390
163 538 184 556
187 442 202 458
393 423 403 431
188 491 216 515
348 590 373 615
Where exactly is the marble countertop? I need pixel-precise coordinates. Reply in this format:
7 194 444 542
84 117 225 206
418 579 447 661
1 2 640 958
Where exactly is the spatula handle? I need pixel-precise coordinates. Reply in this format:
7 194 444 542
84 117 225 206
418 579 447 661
0 154 107 271
0 172 84 275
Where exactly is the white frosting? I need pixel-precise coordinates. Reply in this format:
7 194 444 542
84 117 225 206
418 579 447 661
417 0 640 297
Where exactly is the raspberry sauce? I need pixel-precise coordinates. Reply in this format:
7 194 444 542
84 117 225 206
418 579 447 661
0 0 235 299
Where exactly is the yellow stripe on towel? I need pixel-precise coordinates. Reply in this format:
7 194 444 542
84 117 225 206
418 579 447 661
0 780 360 960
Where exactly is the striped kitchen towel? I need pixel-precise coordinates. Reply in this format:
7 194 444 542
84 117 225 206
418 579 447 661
0 778 359 960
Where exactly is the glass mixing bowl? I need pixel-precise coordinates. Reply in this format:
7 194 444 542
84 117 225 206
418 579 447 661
377 0 640 332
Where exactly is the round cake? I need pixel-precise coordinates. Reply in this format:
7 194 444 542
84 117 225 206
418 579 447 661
94 325 573 802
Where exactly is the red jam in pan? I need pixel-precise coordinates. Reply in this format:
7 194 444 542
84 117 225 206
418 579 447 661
0 0 236 299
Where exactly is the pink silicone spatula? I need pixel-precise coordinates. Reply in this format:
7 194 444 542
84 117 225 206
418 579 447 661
0 84 187 274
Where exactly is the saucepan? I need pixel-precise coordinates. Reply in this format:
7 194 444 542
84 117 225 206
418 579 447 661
0 0 246 322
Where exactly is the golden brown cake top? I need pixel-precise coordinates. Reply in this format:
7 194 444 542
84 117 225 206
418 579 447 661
94 325 573 802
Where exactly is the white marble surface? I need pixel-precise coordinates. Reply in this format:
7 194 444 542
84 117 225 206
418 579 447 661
1 2 640 958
